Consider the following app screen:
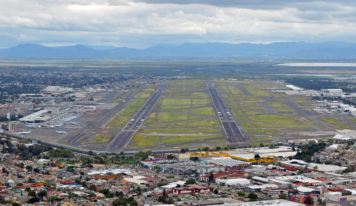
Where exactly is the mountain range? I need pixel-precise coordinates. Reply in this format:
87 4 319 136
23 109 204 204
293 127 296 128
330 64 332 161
0 42 356 60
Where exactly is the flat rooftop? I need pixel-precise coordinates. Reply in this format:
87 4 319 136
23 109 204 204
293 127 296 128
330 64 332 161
212 199 304 206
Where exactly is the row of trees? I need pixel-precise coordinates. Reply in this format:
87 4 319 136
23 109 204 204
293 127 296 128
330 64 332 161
47 148 74 158
0 138 52 160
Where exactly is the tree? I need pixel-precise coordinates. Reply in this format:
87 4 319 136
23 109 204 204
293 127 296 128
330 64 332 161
27 197 39 204
237 191 246 197
304 196 314 205
279 193 287 199
66 166 75 173
153 165 161 173
28 190 36 197
113 198 135 206
115 191 124 197
294 142 327 162
48 196 62 203
16 163 24 168
248 192 258 201
167 154 175 159
157 191 173 205
2 168 8 174
180 148 189 153
89 184 97 191
26 165 32 172
185 178 196 185
48 149 74 158
101 189 113 198
190 156 199 162
208 172 214 183
38 190 47 199
157 196 166 203
135 150 152 161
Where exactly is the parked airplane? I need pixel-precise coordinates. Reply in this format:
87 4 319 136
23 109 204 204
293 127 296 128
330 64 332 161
18 130 32 135
56 130 67 134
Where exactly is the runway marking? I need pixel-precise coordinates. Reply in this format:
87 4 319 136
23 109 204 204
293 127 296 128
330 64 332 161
206 82 246 142
68 88 143 144
106 84 167 152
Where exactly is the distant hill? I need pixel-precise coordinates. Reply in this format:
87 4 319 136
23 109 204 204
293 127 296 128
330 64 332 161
1 42 356 60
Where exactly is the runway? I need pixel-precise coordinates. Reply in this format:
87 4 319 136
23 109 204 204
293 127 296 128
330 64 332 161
106 84 167 152
207 82 246 143
68 88 143 144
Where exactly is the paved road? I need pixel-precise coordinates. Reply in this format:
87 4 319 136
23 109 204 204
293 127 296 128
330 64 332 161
235 83 251 95
67 88 143 144
106 84 167 152
207 82 246 142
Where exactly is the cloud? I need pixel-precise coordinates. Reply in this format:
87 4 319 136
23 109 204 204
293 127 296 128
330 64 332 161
0 0 356 48
133 0 307 9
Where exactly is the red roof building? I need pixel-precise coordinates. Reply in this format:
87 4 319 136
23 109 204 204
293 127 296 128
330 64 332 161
172 184 212 196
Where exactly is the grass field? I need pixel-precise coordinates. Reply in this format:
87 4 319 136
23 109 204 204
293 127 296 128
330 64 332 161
131 134 161 147
161 134 222 144
128 79 353 149
321 117 353 129
130 80 223 148
216 80 327 142
130 133 223 148
160 98 191 109
112 88 138 103
140 127 221 133
92 135 113 143
240 121 311 129
244 128 278 134
167 119 220 128
190 107 215 116
348 117 356 124
156 112 190 122
107 85 156 128
242 84 272 97
248 114 303 124
269 102 292 113
293 97 313 106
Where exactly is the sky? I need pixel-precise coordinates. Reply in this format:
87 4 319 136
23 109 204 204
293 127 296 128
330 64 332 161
0 0 355 48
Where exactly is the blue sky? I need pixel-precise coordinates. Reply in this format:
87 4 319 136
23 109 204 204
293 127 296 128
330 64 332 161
0 0 355 48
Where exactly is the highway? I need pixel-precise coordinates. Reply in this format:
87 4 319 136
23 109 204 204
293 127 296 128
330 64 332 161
68 88 143 144
207 82 247 142
106 84 167 152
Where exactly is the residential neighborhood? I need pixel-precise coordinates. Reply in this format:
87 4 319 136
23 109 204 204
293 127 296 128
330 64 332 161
0 134 355 205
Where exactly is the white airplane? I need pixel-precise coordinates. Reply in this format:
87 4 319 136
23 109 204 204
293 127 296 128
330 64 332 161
18 130 32 135
56 130 67 134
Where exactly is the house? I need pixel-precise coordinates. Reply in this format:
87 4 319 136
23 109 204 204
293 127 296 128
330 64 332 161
172 184 212 195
